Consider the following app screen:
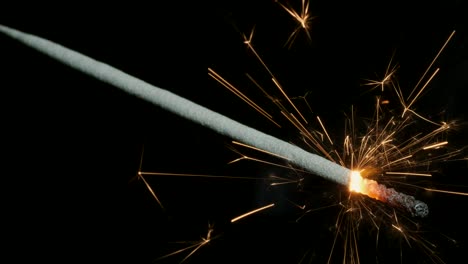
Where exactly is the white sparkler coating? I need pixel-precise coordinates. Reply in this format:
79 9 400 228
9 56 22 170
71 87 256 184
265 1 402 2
0 25 351 186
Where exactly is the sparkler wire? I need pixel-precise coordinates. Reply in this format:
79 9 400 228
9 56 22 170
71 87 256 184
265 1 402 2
0 24 351 186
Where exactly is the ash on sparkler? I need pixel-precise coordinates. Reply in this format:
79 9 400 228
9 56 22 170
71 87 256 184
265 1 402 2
350 171 429 217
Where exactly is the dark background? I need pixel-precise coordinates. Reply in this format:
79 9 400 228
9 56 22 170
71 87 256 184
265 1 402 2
1 1 468 263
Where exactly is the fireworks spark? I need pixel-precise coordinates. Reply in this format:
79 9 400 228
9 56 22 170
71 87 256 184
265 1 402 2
276 0 314 48
154 223 217 264
231 203 276 223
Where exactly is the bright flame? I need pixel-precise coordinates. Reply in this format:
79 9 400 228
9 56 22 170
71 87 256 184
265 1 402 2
348 170 382 201
349 171 365 193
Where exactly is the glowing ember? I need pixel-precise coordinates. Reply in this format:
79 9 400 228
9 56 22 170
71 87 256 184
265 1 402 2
349 170 383 200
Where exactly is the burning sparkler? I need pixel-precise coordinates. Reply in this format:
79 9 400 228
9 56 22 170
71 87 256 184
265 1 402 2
0 24 433 219
349 171 428 217
2 2 467 262
207 1 467 262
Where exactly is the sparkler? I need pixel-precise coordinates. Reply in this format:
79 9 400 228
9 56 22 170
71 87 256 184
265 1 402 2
2 2 466 261
0 24 431 219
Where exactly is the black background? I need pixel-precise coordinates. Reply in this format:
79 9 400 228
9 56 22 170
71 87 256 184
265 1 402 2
2 1 468 263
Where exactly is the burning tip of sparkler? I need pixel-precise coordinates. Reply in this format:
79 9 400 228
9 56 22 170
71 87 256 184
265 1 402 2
348 170 429 217
349 170 365 193
348 170 380 199
348 170 379 199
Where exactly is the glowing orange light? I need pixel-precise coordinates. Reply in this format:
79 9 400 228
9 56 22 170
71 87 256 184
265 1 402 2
348 170 382 201
349 171 365 193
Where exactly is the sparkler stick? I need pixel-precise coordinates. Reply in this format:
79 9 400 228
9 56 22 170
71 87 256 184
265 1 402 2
0 24 429 217
0 24 350 186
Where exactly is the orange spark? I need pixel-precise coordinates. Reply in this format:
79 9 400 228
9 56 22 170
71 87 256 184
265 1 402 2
422 141 448 150
277 0 314 48
231 203 275 223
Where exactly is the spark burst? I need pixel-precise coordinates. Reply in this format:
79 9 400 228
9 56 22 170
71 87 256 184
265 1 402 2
204 1 467 263
126 1 468 263
137 0 465 259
